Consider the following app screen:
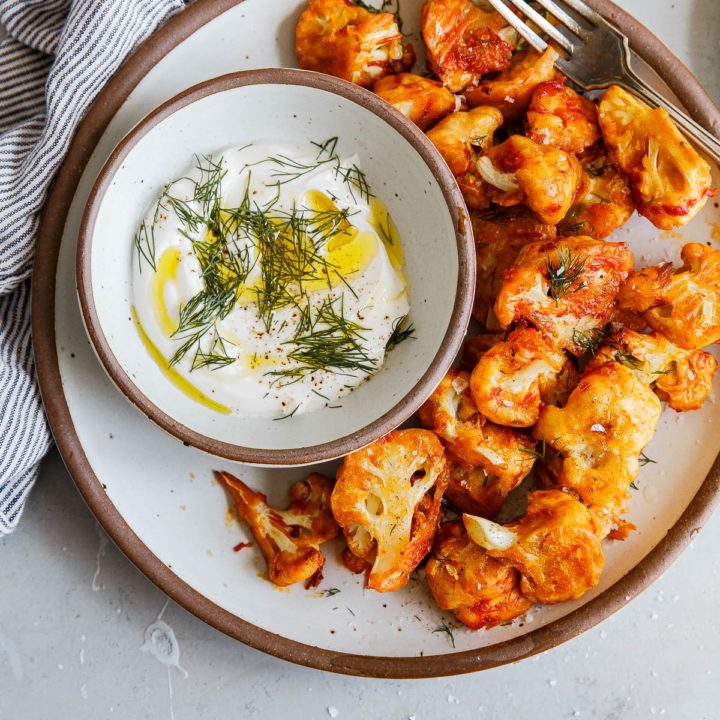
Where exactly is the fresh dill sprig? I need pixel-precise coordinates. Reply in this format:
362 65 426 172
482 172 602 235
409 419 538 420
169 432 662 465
266 297 377 385
273 403 301 421
639 452 656 467
340 163 373 203
386 315 415 352
614 351 643 371
519 437 547 462
323 588 341 597
311 136 339 159
558 219 588 236
133 220 157 273
572 327 607 356
432 621 456 648
546 245 587 304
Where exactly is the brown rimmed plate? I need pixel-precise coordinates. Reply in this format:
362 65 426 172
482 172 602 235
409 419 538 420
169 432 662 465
32 0 720 678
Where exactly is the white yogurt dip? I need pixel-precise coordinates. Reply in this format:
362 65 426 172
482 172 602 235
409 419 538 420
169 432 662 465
131 140 411 418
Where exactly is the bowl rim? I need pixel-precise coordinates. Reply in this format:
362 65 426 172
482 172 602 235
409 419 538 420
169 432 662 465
34 0 720 679
75 67 475 466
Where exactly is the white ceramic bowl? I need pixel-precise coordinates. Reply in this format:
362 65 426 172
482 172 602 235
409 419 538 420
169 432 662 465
77 68 474 465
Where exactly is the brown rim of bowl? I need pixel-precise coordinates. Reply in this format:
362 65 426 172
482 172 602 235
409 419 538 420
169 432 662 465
76 67 474 466
32 0 720 679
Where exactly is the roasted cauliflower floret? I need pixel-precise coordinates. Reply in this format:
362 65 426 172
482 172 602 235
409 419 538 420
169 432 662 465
598 85 714 230
296 0 414 88
472 209 557 326
216 471 339 587
533 361 662 526
589 326 717 412
558 143 635 239
425 522 532 629
331 429 448 592
463 489 604 604
617 243 720 349
477 135 583 225
526 80 600 154
427 106 504 209
373 73 456 130
445 451 527 519
421 0 512 92
465 47 559 122
418 368 537 488
494 236 633 353
470 327 567 428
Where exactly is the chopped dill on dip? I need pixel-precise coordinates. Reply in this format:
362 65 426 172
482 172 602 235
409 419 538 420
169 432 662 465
131 139 411 419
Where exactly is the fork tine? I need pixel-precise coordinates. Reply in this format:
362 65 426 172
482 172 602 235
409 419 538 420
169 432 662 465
559 0 603 24
486 0 547 54
532 0 587 38
506 0 575 54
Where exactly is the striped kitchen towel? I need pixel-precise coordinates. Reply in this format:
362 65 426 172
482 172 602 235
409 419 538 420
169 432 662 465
0 0 185 534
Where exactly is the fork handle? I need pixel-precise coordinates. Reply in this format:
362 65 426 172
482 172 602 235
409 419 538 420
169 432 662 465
620 73 720 166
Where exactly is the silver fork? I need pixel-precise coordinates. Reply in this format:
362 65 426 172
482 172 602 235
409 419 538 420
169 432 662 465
485 0 720 165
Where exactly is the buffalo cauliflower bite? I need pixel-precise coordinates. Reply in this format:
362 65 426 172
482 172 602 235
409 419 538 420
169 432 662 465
472 209 557 326
373 73 456 130
559 143 635 240
598 85 714 230
421 0 512 92
465 47 559 122
463 489 604 604
331 429 448 592
477 135 584 225
445 451 526 519
617 243 720 350
589 326 717 412
470 327 567 428
494 236 634 353
427 106 504 209
425 522 532 629
526 80 600 154
296 0 414 88
533 361 662 527
418 368 537 488
216 471 339 587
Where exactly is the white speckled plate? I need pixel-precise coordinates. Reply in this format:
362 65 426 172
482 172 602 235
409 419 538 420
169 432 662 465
33 0 720 677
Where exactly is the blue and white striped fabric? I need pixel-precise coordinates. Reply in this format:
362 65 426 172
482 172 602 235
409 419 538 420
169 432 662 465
0 0 185 534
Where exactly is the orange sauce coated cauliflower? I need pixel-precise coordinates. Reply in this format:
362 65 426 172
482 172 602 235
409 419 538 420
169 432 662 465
526 80 600 154
598 85 714 230
463 489 604 604
331 429 448 592
216 471 339 587
445 451 526 519
559 143 635 239
478 135 583 225
471 209 557 326
373 72 456 130
425 522 532 629
533 362 662 526
427 106 504 209
418 368 537 492
470 327 567 428
617 243 720 350
589 326 717 412
421 0 512 92
465 47 559 122
494 236 633 352
296 0 414 88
